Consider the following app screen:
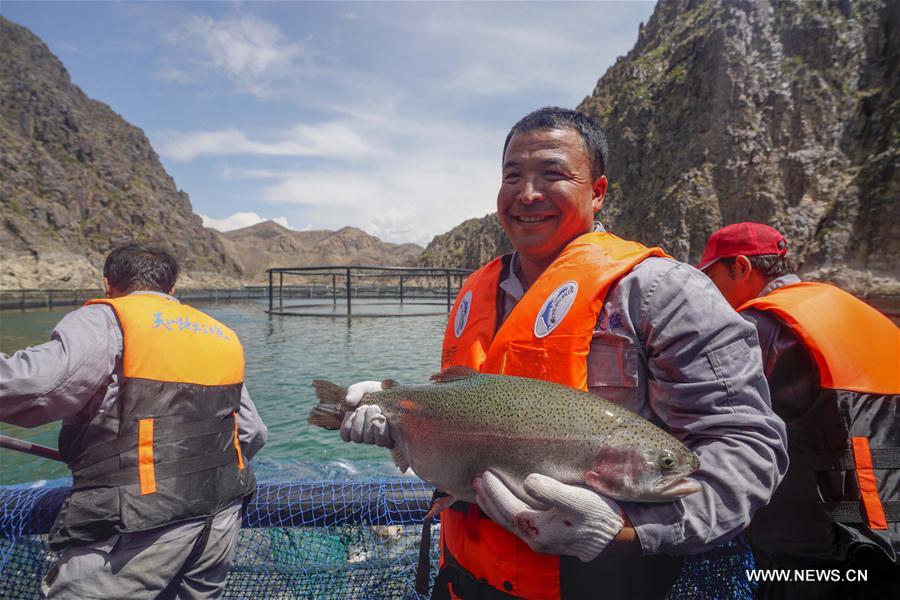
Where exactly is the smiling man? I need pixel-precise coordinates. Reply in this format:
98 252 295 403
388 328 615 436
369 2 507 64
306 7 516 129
340 107 788 599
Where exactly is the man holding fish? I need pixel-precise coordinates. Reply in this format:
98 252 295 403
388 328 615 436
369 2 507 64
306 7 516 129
328 107 789 599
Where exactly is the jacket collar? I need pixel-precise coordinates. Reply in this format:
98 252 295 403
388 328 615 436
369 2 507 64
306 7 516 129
759 274 802 297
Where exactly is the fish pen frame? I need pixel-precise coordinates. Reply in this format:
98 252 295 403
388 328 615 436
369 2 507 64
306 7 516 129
266 266 473 317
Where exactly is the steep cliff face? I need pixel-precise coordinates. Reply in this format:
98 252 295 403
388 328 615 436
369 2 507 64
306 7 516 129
418 213 512 270
219 221 422 283
578 0 899 293
0 17 241 289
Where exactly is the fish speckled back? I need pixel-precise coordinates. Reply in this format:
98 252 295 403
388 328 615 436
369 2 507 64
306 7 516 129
369 372 659 440
348 370 698 504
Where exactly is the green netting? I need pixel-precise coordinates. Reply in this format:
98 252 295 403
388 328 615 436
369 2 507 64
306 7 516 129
1 481 756 599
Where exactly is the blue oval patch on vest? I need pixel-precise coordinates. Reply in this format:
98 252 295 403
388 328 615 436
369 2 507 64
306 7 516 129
534 281 579 338
454 290 473 338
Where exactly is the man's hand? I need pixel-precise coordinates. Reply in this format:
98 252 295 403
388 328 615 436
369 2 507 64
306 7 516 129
474 471 624 562
339 381 394 448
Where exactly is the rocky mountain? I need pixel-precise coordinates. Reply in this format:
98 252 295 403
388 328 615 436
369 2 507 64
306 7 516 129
0 16 242 289
218 220 422 283
418 213 511 270
577 0 899 294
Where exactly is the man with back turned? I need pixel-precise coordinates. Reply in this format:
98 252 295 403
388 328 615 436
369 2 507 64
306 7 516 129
0 242 267 599
339 107 788 599
699 222 900 599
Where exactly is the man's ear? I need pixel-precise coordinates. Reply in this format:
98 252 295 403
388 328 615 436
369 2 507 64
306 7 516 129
592 175 608 214
168 286 176 296
103 277 112 298
734 255 754 281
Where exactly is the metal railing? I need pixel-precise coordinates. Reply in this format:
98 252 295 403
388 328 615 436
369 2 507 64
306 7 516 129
266 266 473 317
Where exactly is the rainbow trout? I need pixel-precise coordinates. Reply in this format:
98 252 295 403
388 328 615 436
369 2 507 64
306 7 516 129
309 366 700 512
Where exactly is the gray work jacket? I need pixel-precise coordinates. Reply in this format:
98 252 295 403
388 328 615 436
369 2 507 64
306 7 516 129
0 291 268 548
498 228 788 555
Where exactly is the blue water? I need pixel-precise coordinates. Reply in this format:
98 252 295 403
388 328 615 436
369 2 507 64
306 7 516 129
0 299 448 485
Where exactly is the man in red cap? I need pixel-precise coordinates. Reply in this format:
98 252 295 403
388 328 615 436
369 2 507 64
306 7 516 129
696 222 790 309
699 222 900 599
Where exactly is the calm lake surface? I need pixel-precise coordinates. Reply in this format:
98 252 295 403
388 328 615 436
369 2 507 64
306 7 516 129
0 299 448 486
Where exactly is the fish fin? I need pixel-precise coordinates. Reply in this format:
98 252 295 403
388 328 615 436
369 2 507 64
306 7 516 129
307 404 344 430
312 379 348 405
382 379 400 389
390 446 410 473
308 380 349 430
424 494 458 519
430 366 480 383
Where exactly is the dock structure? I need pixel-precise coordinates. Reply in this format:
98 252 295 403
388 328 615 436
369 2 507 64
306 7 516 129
266 265 473 317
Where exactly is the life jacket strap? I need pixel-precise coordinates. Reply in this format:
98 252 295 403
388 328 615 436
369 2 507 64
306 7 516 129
71 415 237 472
231 411 245 470
415 489 447 595
852 437 888 529
820 501 900 524
71 447 240 492
789 447 900 471
138 419 156 494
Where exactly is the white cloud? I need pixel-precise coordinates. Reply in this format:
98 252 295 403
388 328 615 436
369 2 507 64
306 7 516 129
158 122 374 162
217 111 504 245
159 102 509 246
152 67 194 84
422 11 638 99
168 14 305 97
201 212 290 232
263 158 498 246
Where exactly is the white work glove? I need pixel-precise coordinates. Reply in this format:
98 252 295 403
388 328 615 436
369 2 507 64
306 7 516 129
339 381 394 448
474 471 624 562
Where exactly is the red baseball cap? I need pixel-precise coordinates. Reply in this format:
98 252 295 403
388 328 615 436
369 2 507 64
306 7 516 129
697 222 788 271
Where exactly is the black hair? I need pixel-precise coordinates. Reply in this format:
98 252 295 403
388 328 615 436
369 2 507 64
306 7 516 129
502 107 609 180
721 254 797 281
103 242 179 294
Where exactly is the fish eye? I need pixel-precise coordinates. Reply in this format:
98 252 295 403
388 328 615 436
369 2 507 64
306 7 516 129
658 451 675 470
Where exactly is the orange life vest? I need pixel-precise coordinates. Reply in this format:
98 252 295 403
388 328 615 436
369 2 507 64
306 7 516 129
739 282 899 396
438 232 667 599
740 282 900 535
50 294 255 549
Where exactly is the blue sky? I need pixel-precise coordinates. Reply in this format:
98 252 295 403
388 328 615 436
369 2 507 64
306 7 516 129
5 1 655 245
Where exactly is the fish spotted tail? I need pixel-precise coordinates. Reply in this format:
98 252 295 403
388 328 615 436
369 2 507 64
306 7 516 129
309 380 349 430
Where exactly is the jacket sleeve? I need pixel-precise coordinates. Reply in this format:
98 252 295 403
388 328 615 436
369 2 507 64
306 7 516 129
0 304 121 428
237 384 268 460
619 262 789 555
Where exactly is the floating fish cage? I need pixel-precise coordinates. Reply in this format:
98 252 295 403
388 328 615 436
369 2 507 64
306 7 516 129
0 288 276 311
266 267 473 317
0 480 758 599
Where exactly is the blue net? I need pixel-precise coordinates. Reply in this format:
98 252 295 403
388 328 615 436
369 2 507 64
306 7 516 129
0 481 756 598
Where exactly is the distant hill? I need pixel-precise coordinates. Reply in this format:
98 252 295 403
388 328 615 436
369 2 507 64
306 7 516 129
418 213 511 270
218 220 423 283
0 17 241 289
